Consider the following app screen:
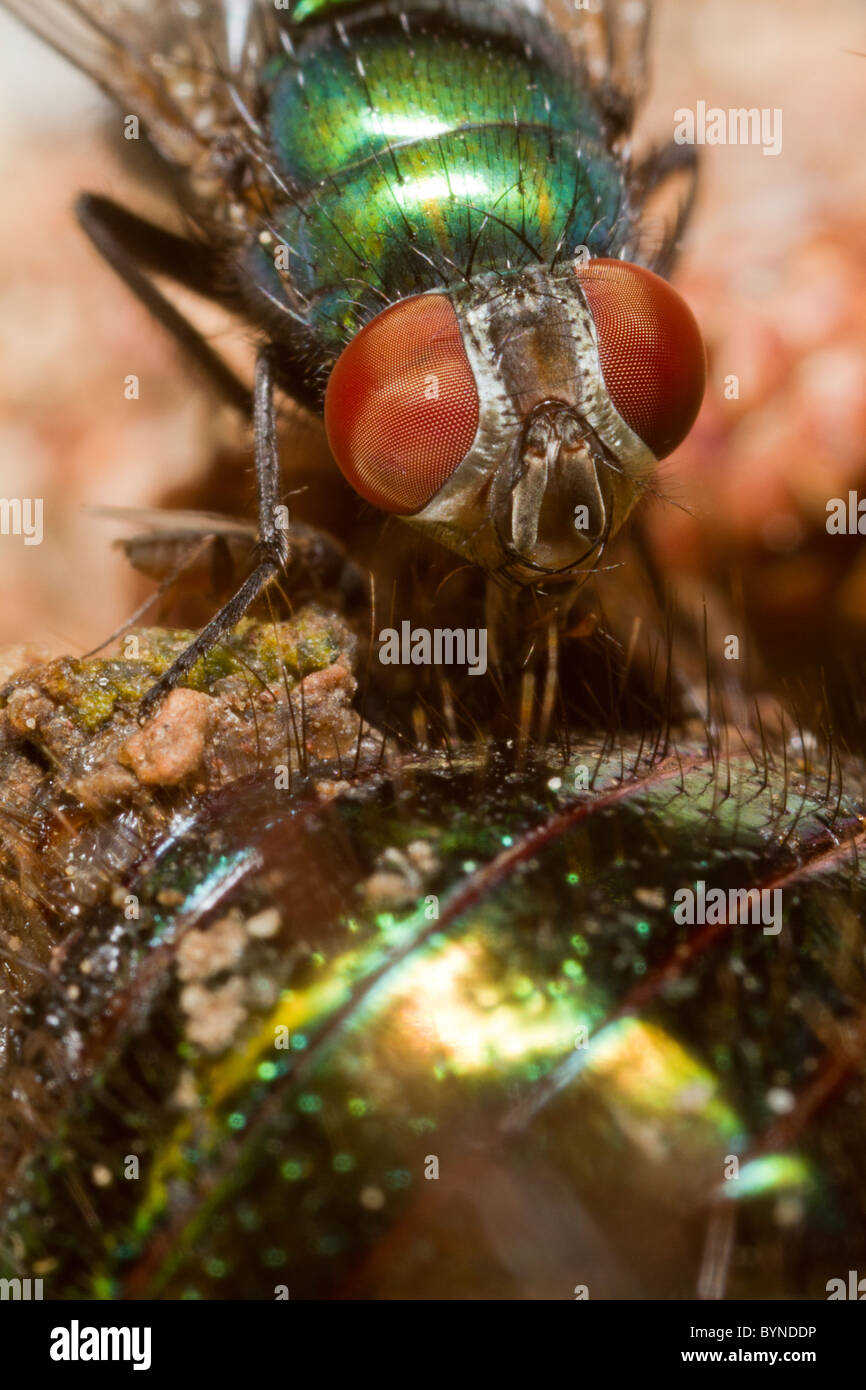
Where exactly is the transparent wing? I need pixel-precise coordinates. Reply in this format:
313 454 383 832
88 504 257 539
549 1 698 273
550 0 653 140
86 505 257 593
0 1 279 169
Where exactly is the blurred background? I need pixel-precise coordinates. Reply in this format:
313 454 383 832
0 0 864 701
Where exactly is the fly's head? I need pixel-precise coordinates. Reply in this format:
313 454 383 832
324 259 706 587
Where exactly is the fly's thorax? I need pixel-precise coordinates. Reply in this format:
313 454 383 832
252 0 629 364
402 266 657 585
293 0 553 21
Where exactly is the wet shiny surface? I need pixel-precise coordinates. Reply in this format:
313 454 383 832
4 741 866 1299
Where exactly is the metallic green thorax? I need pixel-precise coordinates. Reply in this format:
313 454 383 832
247 1 629 378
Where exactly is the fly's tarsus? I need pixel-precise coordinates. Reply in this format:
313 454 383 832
137 553 283 720
139 347 290 717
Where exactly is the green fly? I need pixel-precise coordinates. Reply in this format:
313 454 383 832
2 0 705 709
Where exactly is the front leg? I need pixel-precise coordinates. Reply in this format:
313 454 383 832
76 194 252 416
629 141 700 277
138 349 288 718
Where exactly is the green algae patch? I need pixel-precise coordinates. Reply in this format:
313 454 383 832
0 607 353 734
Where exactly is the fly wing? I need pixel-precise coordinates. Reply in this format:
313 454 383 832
86 505 256 588
550 1 697 274
87 504 258 539
0 1 280 173
550 0 653 141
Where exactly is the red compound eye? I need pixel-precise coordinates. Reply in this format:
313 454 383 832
574 258 706 459
324 294 480 515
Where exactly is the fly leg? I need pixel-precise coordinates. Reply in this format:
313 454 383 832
629 142 699 277
138 349 289 717
76 194 251 414
74 195 347 714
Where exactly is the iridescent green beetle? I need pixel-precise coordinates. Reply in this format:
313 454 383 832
1 0 704 701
